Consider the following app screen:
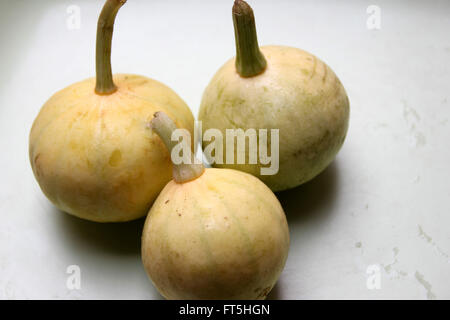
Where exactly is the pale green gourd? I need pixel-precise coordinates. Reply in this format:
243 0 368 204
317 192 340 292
142 112 289 300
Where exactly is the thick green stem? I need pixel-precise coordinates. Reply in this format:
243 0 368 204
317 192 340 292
95 0 126 95
233 0 267 78
150 112 205 184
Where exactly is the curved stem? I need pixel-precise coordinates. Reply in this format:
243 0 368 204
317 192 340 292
95 0 126 95
233 0 267 78
150 112 205 184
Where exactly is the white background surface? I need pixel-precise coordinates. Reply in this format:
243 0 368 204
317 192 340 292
1 0 449 299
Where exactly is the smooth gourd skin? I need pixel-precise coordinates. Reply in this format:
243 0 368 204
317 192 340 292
29 74 194 222
141 168 290 300
199 45 350 191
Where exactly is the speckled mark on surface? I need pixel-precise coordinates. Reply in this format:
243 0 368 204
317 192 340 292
383 247 399 273
418 225 450 262
411 176 420 183
382 247 408 279
402 100 426 147
415 271 437 300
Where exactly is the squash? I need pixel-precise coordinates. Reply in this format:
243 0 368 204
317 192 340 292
141 112 289 300
198 0 349 191
29 0 194 222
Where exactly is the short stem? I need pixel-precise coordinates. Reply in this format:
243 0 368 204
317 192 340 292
233 0 267 78
95 0 126 95
150 112 205 184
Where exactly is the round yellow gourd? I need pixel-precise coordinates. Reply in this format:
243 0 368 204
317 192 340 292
199 0 349 191
29 0 194 222
141 112 289 300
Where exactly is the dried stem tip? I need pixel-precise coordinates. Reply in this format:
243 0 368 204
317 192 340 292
232 0 267 77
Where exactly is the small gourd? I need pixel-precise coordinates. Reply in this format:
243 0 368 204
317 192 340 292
29 0 194 222
142 112 289 300
199 0 350 191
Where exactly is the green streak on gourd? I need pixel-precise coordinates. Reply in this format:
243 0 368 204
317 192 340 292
219 175 281 220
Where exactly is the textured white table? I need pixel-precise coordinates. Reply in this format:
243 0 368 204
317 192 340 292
0 0 449 299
